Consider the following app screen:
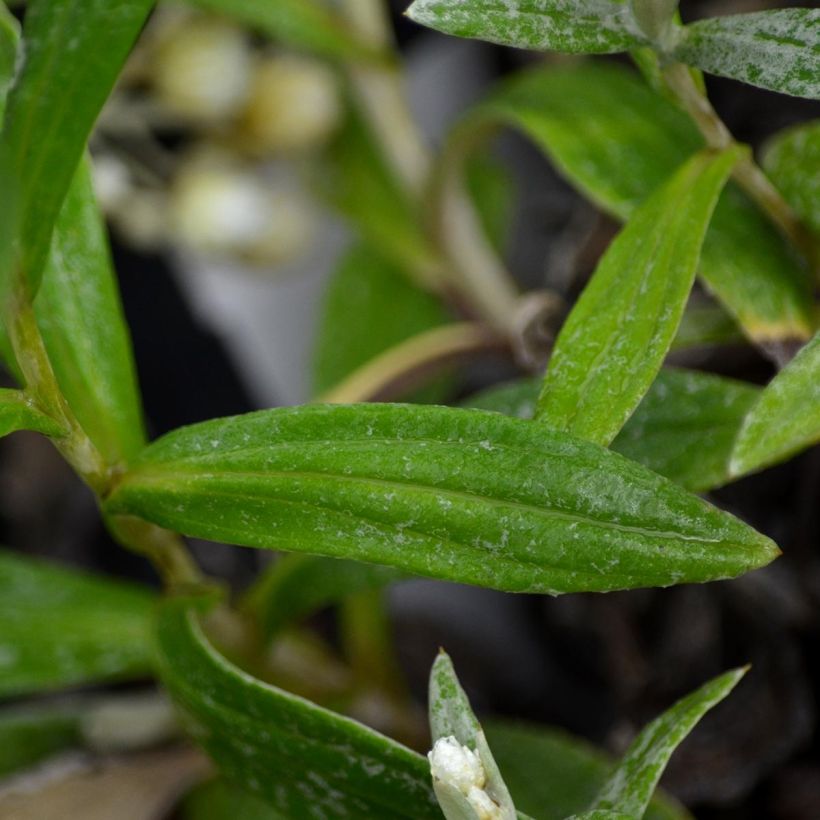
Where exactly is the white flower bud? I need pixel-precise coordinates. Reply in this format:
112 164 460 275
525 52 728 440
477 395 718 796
240 54 341 155
169 153 314 266
151 17 252 124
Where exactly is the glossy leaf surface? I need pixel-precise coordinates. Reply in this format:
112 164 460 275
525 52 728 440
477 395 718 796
0 388 63 439
469 62 813 342
536 147 740 445
0 4 18 102
406 0 645 54
674 10 820 100
106 403 778 595
244 554 403 641
188 0 384 63
0 550 155 698
585 669 746 817
485 722 688 820
731 331 820 476
156 598 441 818
466 368 760 492
1 0 155 294
313 242 450 402
36 159 146 465
763 120 820 236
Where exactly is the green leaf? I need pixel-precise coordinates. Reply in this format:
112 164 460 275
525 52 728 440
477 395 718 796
182 779 285 820
243 554 403 641
428 651 517 820
467 62 813 343
325 104 439 281
674 10 820 100
465 368 760 493
156 597 441 818
584 668 746 817
34 158 146 465
485 722 688 820
0 550 156 698
0 702 82 777
0 387 63 438
763 119 820 237
1 0 155 295
731 330 820 476
0 4 19 107
313 242 451 402
609 369 759 493
466 153 516 256
187 0 386 63
105 403 779 594
535 147 741 445
406 0 646 55
671 303 743 351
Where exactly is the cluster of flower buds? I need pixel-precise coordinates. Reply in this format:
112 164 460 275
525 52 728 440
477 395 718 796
94 8 342 269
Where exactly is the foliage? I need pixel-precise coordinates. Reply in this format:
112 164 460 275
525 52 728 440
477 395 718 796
1 0 818 817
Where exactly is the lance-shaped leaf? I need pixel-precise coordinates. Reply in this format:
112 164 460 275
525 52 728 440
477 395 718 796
674 9 820 100
428 651 517 820
313 242 451 403
243 554 404 641
105 403 779 595
763 120 820 237
406 0 646 55
34 159 147 465
465 368 760 493
580 668 746 818
187 0 385 63
484 722 688 820
462 62 813 343
0 388 64 439
156 597 441 818
731 331 820 477
535 147 742 445
1 0 155 295
0 550 156 698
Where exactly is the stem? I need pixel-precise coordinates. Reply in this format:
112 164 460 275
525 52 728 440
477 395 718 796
662 62 818 271
317 322 506 404
6 292 109 494
4 286 202 587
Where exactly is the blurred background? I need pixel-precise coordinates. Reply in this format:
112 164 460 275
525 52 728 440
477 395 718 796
1 0 820 817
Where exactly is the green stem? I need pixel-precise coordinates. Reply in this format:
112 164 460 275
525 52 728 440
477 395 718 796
662 62 819 273
5 285 202 587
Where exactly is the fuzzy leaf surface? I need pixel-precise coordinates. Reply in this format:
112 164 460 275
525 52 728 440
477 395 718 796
466 368 760 492
35 159 146 465
731 331 820 476
485 722 688 820
156 598 441 819
106 403 778 595
674 9 820 100
469 62 813 342
0 550 155 698
1 0 155 294
182 779 285 820
536 147 741 445
406 0 645 54
763 120 820 236
0 388 63 439
585 669 746 817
